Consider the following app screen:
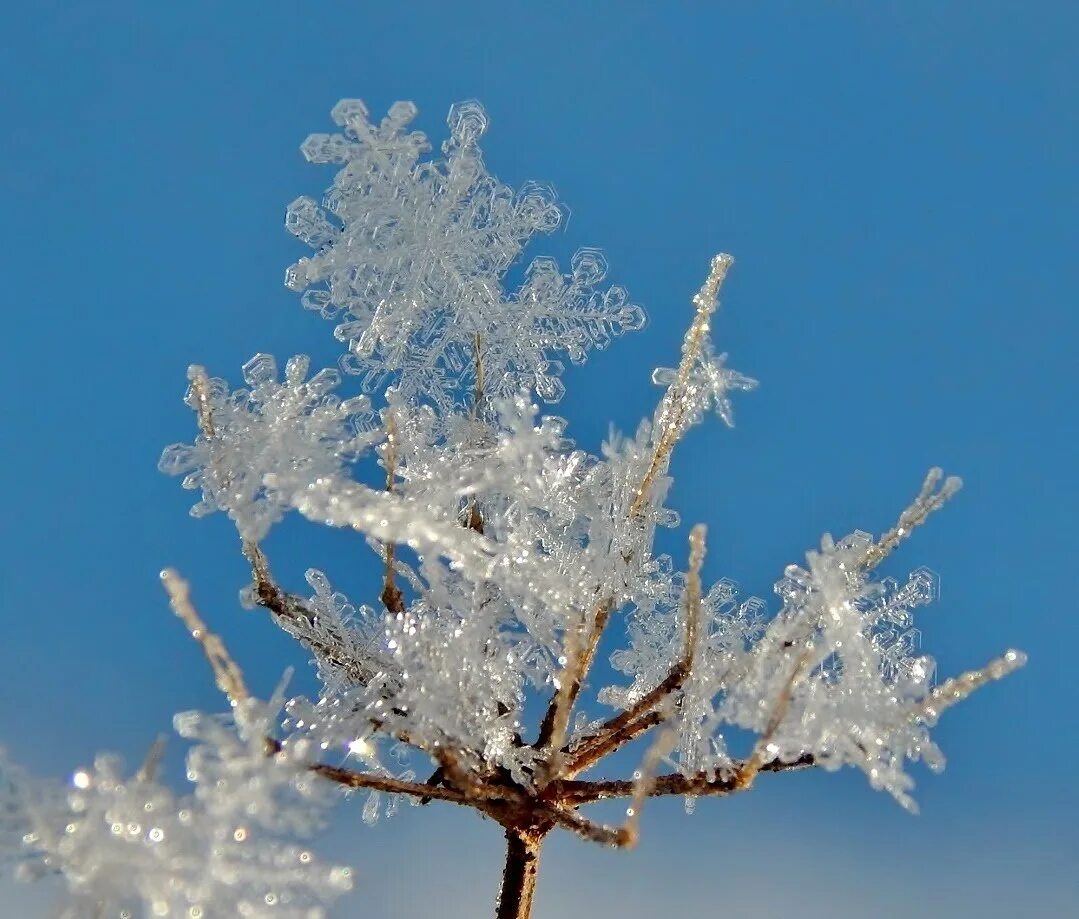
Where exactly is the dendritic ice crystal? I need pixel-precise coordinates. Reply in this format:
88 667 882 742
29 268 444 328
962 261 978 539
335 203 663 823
284 98 646 411
2 97 1024 919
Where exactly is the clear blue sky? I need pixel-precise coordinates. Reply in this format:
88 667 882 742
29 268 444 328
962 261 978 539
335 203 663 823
1 2 1076 916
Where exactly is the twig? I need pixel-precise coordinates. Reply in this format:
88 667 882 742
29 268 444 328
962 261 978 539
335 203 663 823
380 411 406 615
861 467 962 570
536 259 733 770
160 570 480 812
161 568 249 705
242 540 386 688
630 255 732 519
563 525 708 777
135 735 168 783
914 649 1026 725
551 754 816 805
186 365 217 439
619 726 677 847
260 736 476 806
735 647 812 791
534 599 613 763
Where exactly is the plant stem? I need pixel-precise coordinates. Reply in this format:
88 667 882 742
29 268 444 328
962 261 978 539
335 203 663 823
496 829 544 919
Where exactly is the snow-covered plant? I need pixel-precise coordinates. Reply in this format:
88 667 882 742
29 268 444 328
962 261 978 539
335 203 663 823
3 98 1025 919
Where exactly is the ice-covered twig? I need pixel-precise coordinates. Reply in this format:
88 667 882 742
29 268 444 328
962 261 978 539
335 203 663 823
630 255 733 519
161 568 249 705
735 647 812 791
563 525 708 776
862 467 963 570
915 649 1027 725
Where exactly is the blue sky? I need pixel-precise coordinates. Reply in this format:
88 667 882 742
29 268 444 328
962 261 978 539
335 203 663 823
1 2 1076 916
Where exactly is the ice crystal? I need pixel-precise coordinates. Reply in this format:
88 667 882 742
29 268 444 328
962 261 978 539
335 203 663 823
1 697 351 918
285 99 645 412
652 341 758 428
158 355 377 541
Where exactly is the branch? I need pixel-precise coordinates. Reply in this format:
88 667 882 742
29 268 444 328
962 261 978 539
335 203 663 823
915 649 1027 725
160 570 476 812
562 525 708 777
242 541 386 690
538 726 676 848
161 568 249 705
259 736 476 806
379 411 406 615
536 258 734 765
734 647 811 791
552 754 816 805
861 467 962 570
629 255 732 519
534 598 613 757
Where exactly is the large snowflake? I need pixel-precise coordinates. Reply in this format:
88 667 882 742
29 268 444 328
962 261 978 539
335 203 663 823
284 99 646 411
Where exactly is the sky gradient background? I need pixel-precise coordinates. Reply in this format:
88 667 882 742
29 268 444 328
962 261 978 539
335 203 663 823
1 2 1076 916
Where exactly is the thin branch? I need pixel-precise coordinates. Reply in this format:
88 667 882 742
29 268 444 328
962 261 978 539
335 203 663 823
242 540 386 689
565 710 665 770
562 525 708 777
161 568 249 705
187 365 217 439
532 259 734 767
629 255 732 519
735 647 812 791
619 726 677 847
260 737 477 806
552 754 816 805
162 569 476 813
861 467 963 570
135 735 168 783
536 724 676 848
915 649 1027 725
534 598 613 758
462 332 487 535
538 801 628 847
380 411 406 615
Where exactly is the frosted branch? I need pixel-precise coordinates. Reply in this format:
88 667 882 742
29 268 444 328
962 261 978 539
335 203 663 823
862 467 963 570
161 568 249 705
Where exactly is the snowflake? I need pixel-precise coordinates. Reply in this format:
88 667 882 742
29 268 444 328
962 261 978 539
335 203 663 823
284 99 646 411
158 354 377 541
652 338 758 428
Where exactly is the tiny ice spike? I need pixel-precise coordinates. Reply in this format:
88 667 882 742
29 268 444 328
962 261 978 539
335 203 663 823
5 97 1024 919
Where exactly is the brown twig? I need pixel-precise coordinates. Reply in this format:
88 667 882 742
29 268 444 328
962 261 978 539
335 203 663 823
562 525 708 777
242 540 386 689
552 754 817 806
163 572 481 811
380 412 406 615
735 647 812 791
534 598 613 756
534 260 733 769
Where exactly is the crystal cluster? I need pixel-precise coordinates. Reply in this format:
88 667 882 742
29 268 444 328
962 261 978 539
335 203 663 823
158 355 377 541
284 98 645 412
1 697 351 918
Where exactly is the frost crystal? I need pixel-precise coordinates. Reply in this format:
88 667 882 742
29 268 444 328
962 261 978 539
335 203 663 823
1 697 351 918
158 355 376 541
285 99 645 411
